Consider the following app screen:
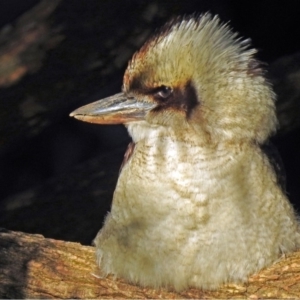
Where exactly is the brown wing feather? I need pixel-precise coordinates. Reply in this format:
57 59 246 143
120 142 136 173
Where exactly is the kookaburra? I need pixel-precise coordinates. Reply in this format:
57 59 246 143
70 14 300 291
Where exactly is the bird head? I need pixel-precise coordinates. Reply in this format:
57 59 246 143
70 14 277 146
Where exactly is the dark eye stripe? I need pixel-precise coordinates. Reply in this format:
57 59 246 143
151 81 199 119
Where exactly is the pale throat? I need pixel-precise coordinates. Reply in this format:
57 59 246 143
125 121 236 171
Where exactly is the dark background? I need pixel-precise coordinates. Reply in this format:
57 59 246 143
0 0 299 245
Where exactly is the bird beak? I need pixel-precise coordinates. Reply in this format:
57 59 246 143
69 92 155 124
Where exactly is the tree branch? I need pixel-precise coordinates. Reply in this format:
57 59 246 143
0 229 300 299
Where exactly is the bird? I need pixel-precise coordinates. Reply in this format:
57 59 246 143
70 13 300 291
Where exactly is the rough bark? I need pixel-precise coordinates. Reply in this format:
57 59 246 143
0 229 300 299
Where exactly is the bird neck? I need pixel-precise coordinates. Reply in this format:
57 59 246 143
126 120 251 149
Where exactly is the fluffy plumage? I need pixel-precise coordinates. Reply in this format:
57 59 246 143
72 13 300 291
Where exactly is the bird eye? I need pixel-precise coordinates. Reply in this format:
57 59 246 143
156 86 172 99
